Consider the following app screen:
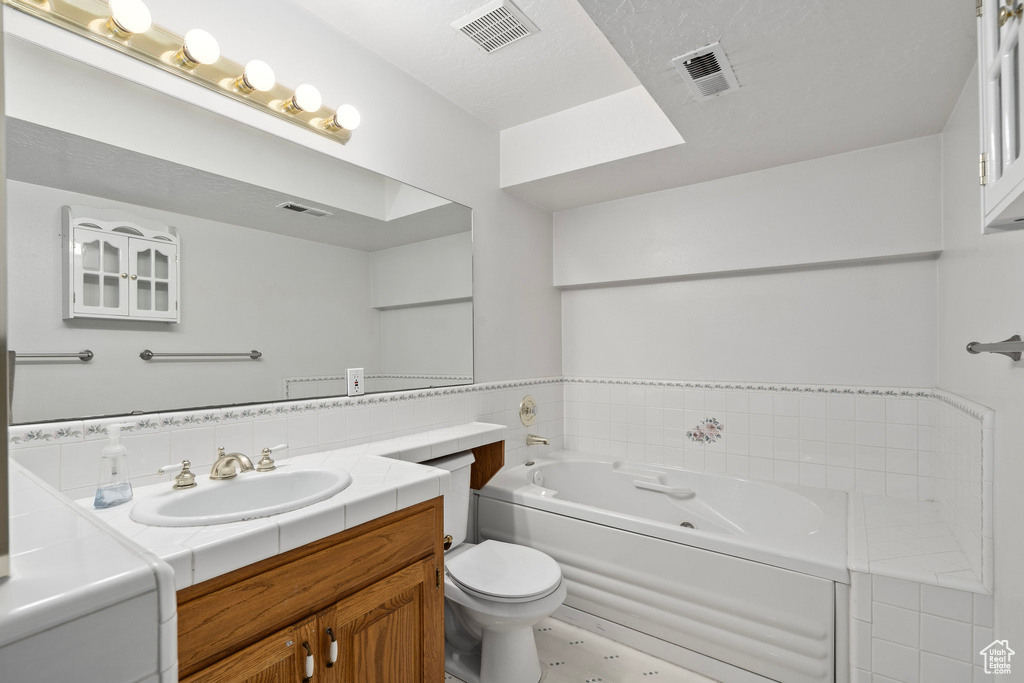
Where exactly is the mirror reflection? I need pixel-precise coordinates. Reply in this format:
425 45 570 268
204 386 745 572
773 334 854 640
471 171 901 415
4 40 473 425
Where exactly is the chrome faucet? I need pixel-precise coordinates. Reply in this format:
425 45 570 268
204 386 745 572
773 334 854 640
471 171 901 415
210 446 255 480
526 434 549 446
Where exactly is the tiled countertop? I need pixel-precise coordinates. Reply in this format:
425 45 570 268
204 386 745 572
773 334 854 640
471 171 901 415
1 463 171 649
848 493 987 594
82 422 506 589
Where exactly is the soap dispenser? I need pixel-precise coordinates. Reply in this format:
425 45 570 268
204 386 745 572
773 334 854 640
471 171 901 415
93 423 133 508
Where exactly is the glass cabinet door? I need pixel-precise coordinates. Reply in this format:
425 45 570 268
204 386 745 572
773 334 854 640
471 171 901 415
129 238 177 320
72 228 129 317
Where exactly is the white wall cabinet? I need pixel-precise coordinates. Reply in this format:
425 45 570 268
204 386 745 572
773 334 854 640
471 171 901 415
62 205 180 322
978 0 1024 230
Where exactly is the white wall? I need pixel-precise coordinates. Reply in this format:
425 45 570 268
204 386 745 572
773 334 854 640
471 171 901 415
557 136 942 388
553 136 942 287
938 65 1024 654
371 232 472 308
562 258 937 387
4 0 561 388
7 180 378 422
380 302 473 376
500 86 683 188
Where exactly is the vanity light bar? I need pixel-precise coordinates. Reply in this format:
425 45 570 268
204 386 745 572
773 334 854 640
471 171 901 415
3 0 361 142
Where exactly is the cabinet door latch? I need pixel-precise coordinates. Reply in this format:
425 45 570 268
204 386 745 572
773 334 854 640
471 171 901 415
436 567 441 588
981 152 989 186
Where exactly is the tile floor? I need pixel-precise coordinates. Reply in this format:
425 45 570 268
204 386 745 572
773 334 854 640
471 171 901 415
445 617 718 682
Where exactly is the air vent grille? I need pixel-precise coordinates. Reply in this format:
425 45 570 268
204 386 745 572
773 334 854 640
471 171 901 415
276 202 333 218
453 0 538 54
671 42 740 102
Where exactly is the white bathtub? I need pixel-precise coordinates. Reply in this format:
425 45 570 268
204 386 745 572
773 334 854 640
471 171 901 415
476 451 850 683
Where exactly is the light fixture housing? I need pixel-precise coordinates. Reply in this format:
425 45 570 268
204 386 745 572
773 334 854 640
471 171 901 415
106 0 151 36
234 60 276 93
175 28 220 68
284 83 323 114
324 104 361 132
4 0 360 144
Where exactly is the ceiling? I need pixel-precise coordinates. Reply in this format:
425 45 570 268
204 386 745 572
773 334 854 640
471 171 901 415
290 0 977 211
6 119 470 252
289 0 640 130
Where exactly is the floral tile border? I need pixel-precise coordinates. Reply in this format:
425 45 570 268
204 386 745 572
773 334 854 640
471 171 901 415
8 377 563 448
9 375 993 449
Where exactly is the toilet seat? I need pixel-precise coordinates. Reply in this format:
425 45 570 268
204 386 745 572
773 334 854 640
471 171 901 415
446 540 562 603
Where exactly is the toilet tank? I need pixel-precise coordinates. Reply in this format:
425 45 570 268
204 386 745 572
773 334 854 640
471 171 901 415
427 451 475 549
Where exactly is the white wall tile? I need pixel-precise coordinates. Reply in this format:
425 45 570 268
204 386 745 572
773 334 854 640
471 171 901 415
856 397 886 423
872 576 920 610
921 584 974 622
11 445 61 489
920 652 972 683
288 414 320 449
921 613 973 662
872 603 918 647
828 396 856 420
872 639 919 681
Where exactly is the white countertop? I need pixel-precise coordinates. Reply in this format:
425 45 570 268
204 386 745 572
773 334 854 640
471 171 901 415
1 463 167 649
1 421 505 663
82 422 506 589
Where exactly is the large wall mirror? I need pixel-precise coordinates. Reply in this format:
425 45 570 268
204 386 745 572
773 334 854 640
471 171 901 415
4 37 473 424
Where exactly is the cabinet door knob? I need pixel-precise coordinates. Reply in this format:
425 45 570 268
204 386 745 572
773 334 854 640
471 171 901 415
325 627 338 667
120 273 128 279
130 274 138 280
301 640 314 681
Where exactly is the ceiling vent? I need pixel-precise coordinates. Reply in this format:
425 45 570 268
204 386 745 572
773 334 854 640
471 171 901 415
671 42 740 101
453 0 538 54
276 201 333 218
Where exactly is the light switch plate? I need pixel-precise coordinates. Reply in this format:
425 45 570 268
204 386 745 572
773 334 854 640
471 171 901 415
347 368 364 396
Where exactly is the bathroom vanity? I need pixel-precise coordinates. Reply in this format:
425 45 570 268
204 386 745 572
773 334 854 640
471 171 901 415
178 498 444 682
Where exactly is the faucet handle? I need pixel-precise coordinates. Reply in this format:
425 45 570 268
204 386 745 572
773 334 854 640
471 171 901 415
257 443 288 472
216 446 226 458
158 460 197 489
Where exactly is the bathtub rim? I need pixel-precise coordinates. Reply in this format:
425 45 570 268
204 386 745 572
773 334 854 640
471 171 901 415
478 449 850 584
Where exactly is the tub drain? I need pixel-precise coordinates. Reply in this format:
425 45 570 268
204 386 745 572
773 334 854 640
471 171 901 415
679 521 696 529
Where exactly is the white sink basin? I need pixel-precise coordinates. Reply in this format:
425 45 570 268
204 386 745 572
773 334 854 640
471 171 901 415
130 468 353 527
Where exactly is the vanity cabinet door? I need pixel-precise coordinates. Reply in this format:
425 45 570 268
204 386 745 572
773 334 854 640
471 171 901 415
316 557 443 683
181 616 317 683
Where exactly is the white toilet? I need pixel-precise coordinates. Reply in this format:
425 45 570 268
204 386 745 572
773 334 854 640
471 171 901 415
431 452 567 683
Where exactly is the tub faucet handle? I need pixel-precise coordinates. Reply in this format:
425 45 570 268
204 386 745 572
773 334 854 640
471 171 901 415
526 434 549 446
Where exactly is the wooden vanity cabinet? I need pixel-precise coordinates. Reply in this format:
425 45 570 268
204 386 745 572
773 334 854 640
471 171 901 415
181 617 317 683
177 498 444 682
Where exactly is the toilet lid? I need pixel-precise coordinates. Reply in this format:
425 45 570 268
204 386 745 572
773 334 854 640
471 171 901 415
445 540 562 600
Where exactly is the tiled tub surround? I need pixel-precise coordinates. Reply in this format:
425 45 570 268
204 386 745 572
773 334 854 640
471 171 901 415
2 462 176 682
848 571 995 683
9 378 562 500
562 378 993 591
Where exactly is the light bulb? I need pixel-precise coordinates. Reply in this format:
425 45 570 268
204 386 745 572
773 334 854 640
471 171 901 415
334 104 361 131
285 84 323 114
176 28 220 67
107 0 151 35
235 60 276 93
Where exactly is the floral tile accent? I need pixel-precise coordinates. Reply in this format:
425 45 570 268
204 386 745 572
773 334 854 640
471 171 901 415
157 409 224 431
687 417 724 444
9 421 85 448
83 416 163 440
